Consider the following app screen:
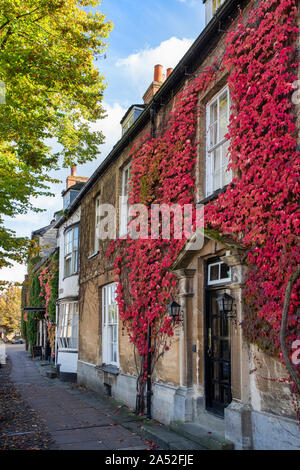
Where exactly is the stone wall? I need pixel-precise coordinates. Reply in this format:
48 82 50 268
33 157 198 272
77 0 300 441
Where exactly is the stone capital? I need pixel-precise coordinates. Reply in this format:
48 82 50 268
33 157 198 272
173 269 196 297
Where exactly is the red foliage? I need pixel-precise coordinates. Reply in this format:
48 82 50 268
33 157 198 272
108 65 218 361
108 0 300 382
205 0 300 370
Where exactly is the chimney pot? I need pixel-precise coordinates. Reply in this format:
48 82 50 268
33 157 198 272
167 68 173 78
154 64 163 83
71 166 77 176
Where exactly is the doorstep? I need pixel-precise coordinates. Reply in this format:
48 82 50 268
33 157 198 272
141 420 234 451
170 421 234 450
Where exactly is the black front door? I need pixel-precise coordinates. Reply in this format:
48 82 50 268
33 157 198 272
205 288 232 416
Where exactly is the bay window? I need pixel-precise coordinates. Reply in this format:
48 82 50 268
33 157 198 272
57 302 79 350
206 86 231 197
64 226 79 277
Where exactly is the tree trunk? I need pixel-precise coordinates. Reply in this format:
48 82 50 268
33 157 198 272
280 266 300 393
135 373 146 415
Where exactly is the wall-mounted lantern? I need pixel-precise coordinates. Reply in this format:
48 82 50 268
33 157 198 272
216 293 237 328
168 301 183 326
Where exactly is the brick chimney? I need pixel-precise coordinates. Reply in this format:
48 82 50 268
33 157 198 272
143 64 165 104
166 67 173 79
66 166 88 190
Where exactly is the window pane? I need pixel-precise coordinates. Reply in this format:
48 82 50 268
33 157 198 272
209 264 219 281
102 284 118 364
210 121 218 149
65 256 71 277
219 92 228 116
73 249 78 273
213 147 221 172
220 263 230 280
57 303 79 349
206 87 231 197
219 111 228 141
210 101 217 125
95 196 101 251
120 166 131 235
73 227 79 248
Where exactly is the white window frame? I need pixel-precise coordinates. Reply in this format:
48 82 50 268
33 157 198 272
64 226 79 277
57 302 79 351
206 85 231 197
207 261 231 286
119 163 131 237
94 195 101 252
102 283 119 367
122 112 135 136
205 0 225 24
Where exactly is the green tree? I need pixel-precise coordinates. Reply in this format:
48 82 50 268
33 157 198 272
0 285 21 334
0 0 112 268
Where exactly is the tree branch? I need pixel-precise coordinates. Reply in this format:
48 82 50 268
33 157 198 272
280 265 300 393
0 7 42 34
0 26 12 51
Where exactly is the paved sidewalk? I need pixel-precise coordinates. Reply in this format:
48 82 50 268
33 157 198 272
6 345 152 450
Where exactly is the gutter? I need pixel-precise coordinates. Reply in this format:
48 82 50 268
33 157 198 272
54 0 249 229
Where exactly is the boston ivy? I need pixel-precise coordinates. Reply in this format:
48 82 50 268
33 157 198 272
108 0 299 393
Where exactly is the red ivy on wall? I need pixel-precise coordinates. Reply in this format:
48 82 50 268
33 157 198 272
108 65 218 361
108 0 300 383
38 259 58 354
205 0 300 373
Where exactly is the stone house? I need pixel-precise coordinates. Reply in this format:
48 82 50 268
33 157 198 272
53 168 88 382
69 0 299 450
24 218 60 358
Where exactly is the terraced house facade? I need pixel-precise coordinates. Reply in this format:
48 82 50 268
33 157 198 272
22 0 300 450
55 0 299 450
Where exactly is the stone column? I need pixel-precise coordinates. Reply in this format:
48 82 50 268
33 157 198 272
221 251 253 450
172 268 196 422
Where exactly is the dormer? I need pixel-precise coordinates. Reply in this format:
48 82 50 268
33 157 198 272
62 167 88 211
121 105 145 136
204 0 225 25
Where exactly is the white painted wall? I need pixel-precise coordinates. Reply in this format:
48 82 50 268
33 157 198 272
56 207 80 375
57 350 78 373
58 208 80 300
0 342 6 365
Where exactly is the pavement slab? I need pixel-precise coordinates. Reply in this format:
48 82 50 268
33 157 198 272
2 344 150 450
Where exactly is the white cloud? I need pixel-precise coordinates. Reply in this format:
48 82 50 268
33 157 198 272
116 37 194 95
91 102 126 150
178 0 200 5
0 263 27 285
76 101 126 177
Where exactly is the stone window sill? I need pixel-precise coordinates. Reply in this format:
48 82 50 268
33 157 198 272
88 251 99 260
198 186 228 205
96 364 120 375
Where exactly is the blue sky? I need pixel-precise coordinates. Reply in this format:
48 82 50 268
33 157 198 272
1 0 206 283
